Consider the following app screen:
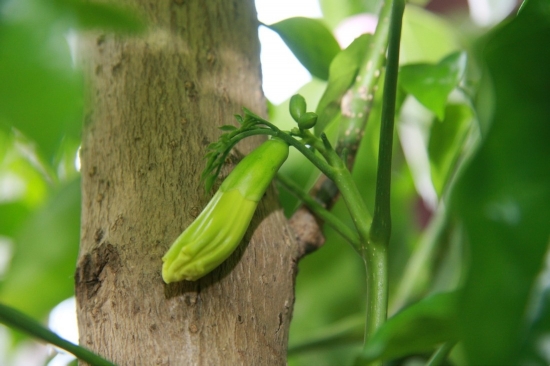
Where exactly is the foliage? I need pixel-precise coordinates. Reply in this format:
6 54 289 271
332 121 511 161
1 0 549 365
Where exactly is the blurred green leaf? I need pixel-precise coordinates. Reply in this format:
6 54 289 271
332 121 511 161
0 179 80 320
51 0 145 33
315 34 371 135
0 129 9 163
0 203 31 238
288 313 363 355
399 52 467 120
0 0 144 166
0 21 82 163
358 291 458 362
428 103 472 195
53 136 81 182
319 0 382 29
453 0 550 363
267 17 340 80
520 285 550 364
0 133 50 208
400 6 460 65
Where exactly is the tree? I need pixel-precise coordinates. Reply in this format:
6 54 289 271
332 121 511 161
1 0 550 365
75 0 302 364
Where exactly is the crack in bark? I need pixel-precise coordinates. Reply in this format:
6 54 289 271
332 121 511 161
75 242 121 303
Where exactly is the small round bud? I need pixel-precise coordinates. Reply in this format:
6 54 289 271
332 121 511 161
289 94 307 122
298 112 318 129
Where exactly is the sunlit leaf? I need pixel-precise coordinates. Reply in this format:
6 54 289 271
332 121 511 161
399 52 467 120
315 34 371 135
0 135 50 208
358 292 458 362
267 17 340 80
0 179 80 320
453 0 550 363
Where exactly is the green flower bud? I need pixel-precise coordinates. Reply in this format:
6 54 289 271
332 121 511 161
289 94 307 123
298 112 318 130
162 138 289 283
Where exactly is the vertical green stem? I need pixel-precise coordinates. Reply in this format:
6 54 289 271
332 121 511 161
328 163 386 345
363 243 388 341
365 0 405 355
329 0 404 355
337 0 393 160
370 0 405 247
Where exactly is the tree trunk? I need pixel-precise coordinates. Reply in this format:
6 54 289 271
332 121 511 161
75 1 300 364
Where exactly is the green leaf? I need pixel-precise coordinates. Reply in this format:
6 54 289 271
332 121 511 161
428 103 473 195
358 291 458 362
0 203 31 238
400 6 460 65
452 1 550 363
0 179 81 320
288 313 364 355
315 34 371 135
520 285 550 364
0 132 50 208
318 0 382 29
399 52 467 120
267 17 341 81
0 22 82 163
52 0 145 33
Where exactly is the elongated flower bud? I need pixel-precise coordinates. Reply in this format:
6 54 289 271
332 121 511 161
162 138 289 283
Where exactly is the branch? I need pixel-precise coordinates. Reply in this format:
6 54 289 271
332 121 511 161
0 303 115 366
290 0 394 249
277 173 361 253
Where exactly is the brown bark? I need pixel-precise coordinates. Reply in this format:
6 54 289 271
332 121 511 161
75 1 300 364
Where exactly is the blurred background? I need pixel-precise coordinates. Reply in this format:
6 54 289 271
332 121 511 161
0 0 534 365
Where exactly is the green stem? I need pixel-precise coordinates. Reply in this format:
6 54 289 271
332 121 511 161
276 173 361 252
311 0 393 213
0 303 116 366
363 246 388 344
228 128 337 181
426 341 457 366
337 0 393 159
361 0 405 359
332 167 372 240
370 0 405 247
329 155 387 357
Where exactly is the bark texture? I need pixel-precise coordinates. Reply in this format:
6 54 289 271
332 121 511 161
76 1 300 364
